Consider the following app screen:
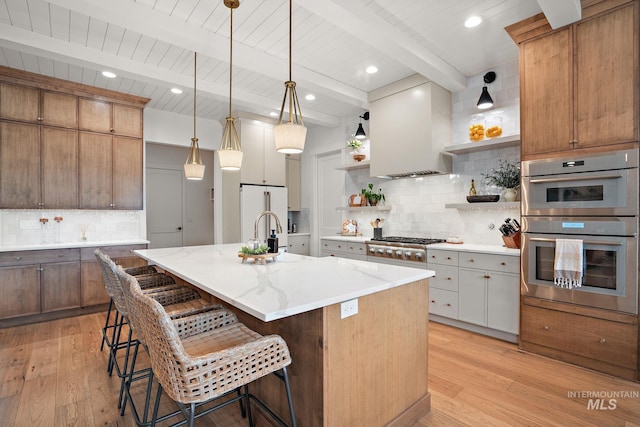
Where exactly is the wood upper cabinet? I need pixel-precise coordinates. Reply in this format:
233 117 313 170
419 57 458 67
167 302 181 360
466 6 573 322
41 127 78 208
0 83 77 127
516 1 639 158
79 132 143 209
79 98 143 137
0 122 41 208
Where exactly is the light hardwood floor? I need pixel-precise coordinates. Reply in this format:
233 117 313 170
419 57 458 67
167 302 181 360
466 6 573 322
1 313 639 426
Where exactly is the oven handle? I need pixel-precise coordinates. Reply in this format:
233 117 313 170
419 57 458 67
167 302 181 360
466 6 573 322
528 173 623 184
529 237 623 246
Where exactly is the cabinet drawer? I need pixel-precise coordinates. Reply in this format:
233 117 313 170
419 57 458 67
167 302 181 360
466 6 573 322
429 288 458 319
320 239 349 253
347 242 366 257
521 305 638 369
458 252 519 274
0 248 80 267
80 244 147 261
429 264 458 291
427 249 458 266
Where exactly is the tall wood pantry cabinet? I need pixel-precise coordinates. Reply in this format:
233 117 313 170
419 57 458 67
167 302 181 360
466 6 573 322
507 0 639 159
0 65 149 210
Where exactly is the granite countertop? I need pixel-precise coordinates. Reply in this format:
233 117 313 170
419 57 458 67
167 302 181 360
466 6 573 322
135 244 433 322
320 235 369 243
429 242 520 256
0 239 150 252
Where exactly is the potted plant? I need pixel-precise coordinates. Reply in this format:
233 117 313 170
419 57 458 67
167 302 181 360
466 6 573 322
347 139 366 162
361 183 385 206
481 159 521 202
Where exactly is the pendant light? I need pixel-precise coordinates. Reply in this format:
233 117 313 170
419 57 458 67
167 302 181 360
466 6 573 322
218 0 243 171
184 52 206 180
273 0 306 154
477 71 496 110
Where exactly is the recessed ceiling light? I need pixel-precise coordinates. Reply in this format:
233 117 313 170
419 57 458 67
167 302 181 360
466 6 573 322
464 16 482 28
171 88 183 94
365 65 378 74
269 111 279 117
102 71 117 78
305 94 316 101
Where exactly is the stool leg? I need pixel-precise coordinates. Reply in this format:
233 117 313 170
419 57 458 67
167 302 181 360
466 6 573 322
100 298 114 351
281 367 297 427
245 384 254 427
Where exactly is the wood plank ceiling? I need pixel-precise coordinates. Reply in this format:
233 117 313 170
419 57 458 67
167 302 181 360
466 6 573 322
0 0 545 127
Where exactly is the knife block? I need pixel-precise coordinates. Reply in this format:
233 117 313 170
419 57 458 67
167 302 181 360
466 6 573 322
501 231 521 249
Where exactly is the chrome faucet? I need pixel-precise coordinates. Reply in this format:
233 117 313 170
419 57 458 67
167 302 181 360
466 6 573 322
254 210 283 239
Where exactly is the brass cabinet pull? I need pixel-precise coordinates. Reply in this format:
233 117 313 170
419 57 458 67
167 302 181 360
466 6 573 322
501 262 506 266
430 300 436 303
599 338 606 344
543 325 550 331
483 275 491 279
447 277 452 280
468 259 475 262
445 303 451 307
15 256 22 260
447 256 451 260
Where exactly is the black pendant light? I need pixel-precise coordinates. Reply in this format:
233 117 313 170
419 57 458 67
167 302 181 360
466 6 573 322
355 112 369 139
477 71 496 110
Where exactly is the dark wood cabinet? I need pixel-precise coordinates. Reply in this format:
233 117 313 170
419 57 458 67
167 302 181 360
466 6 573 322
0 82 39 122
0 265 40 319
41 127 78 208
113 136 143 209
41 261 81 312
0 121 40 208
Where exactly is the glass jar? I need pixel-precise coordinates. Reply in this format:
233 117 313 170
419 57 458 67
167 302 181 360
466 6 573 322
485 116 503 138
468 114 485 142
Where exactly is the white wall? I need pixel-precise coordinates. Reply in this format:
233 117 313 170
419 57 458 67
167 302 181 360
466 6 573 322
299 60 521 247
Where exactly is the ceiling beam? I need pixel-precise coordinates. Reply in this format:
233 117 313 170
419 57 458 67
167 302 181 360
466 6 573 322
536 0 582 29
297 0 467 93
46 0 368 109
0 24 341 127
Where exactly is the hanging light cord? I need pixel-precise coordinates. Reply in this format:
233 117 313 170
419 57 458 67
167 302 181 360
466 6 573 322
193 52 197 139
229 8 233 117
288 0 292 82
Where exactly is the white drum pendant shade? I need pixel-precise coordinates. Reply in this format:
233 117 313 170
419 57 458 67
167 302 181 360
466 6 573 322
274 122 306 154
218 148 243 171
184 163 206 180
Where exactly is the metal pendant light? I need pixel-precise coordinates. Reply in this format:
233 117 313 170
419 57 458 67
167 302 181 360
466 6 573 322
273 0 306 154
218 0 243 171
355 112 369 139
184 52 205 180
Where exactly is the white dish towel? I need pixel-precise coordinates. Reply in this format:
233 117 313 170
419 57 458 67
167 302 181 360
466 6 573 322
554 238 583 289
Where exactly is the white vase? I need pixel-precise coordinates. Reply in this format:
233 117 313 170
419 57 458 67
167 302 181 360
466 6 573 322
503 188 517 202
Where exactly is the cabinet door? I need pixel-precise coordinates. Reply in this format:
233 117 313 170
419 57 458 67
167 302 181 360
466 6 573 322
112 104 142 137
487 271 520 334
0 83 39 122
574 3 638 148
79 132 112 209
41 91 78 128
458 268 487 326
263 126 286 186
520 28 572 157
81 261 110 306
41 261 81 312
0 265 40 319
286 155 301 210
113 136 143 209
79 98 112 133
239 122 266 184
41 127 78 208
0 122 41 208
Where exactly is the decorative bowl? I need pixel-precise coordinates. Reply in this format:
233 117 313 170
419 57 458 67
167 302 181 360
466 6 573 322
467 195 500 203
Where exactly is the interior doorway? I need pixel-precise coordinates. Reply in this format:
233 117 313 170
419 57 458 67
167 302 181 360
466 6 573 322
146 143 214 248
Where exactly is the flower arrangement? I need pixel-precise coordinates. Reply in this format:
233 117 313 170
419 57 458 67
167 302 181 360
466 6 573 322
361 183 385 206
347 139 363 152
482 159 520 189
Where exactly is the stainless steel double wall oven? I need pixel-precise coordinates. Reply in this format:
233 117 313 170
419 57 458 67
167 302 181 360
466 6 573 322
521 149 639 314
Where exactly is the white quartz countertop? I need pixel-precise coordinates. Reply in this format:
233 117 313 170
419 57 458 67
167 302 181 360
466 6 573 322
134 244 433 322
288 232 310 237
429 243 520 256
320 235 369 243
0 239 150 252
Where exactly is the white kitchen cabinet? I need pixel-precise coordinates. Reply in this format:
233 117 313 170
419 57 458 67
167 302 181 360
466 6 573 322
320 238 367 261
286 154 301 211
239 120 285 186
287 234 309 255
427 247 519 341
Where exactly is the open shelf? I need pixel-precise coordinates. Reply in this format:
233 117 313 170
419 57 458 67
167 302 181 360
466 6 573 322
335 160 370 171
445 202 520 210
443 134 520 155
336 205 392 212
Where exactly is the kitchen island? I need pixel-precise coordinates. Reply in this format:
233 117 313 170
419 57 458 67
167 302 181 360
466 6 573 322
134 244 434 427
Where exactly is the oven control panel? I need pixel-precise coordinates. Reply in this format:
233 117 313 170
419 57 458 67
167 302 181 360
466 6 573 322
366 244 426 262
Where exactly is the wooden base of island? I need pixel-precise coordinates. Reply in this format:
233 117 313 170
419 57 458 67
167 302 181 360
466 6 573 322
172 275 431 426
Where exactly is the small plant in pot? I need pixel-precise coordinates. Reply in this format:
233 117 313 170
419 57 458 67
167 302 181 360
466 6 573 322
347 139 366 162
481 159 521 202
361 183 385 206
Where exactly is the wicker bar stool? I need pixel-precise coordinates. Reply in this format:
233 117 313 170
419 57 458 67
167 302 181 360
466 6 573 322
129 276 297 427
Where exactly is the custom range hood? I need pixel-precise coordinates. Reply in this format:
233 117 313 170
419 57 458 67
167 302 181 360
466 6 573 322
368 75 452 178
